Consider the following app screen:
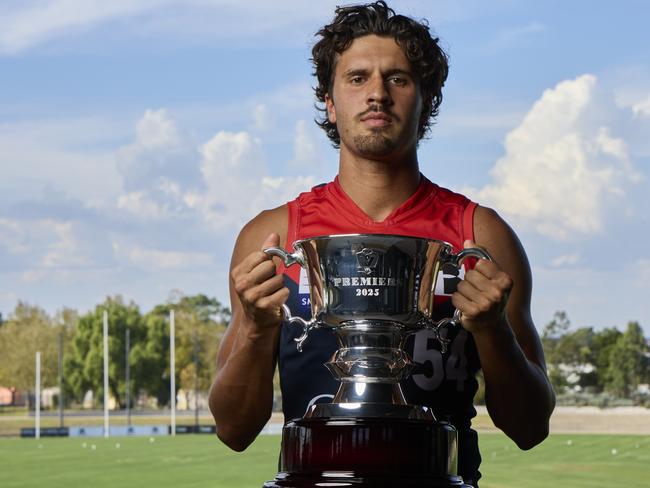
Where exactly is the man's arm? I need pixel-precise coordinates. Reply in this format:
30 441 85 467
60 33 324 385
208 205 288 451
453 205 555 450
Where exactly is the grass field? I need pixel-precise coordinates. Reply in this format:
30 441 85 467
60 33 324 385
2 433 649 487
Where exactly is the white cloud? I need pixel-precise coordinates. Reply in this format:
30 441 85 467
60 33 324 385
195 130 266 228
112 241 213 270
116 109 198 191
114 113 316 231
117 191 169 220
0 0 341 54
0 117 123 207
0 218 100 286
133 108 181 148
0 107 316 314
549 253 581 268
290 120 320 166
252 104 274 132
0 218 27 254
0 0 509 55
116 176 191 221
466 74 643 240
632 96 650 117
41 221 89 268
200 131 265 185
0 0 170 54
21 269 46 284
193 130 315 229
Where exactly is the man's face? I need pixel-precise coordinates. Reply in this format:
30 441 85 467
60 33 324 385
326 34 423 160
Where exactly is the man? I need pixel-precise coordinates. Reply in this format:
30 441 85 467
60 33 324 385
209 2 555 486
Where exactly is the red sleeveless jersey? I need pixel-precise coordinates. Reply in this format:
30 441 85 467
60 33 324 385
281 175 476 274
277 175 483 486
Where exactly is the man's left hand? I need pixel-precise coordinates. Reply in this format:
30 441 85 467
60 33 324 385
451 240 513 335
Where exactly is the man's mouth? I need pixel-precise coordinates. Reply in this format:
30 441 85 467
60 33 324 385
360 112 392 127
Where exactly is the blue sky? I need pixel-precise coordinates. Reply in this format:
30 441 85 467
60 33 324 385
0 0 649 333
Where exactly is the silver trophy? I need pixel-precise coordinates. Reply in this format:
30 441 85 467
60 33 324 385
265 234 491 421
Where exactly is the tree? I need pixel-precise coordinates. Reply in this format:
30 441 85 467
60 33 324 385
0 302 60 393
130 310 171 407
605 322 649 398
556 327 599 390
541 311 572 393
556 327 595 365
63 296 145 408
592 327 622 390
541 311 571 364
133 293 229 407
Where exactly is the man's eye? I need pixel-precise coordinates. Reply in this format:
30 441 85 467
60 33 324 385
389 76 407 85
350 76 365 84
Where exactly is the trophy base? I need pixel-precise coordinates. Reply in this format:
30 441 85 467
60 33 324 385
264 415 472 488
264 476 472 487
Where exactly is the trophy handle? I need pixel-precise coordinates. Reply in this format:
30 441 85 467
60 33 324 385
428 246 493 354
263 246 315 351
453 246 492 264
281 304 319 352
263 246 306 267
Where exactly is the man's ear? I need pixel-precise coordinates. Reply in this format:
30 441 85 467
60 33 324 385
325 94 336 124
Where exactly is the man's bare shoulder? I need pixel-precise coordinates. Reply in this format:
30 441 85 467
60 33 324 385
232 204 289 266
473 205 522 251
474 204 507 234
472 204 532 289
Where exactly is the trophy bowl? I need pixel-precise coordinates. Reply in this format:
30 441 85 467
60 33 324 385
266 234 489 345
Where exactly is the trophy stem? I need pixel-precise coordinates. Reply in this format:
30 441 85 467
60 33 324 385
333 381 406 404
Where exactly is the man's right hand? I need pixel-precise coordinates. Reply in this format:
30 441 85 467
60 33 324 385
230 232 289 332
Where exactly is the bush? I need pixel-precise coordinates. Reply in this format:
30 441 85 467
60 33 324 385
555 391 640 408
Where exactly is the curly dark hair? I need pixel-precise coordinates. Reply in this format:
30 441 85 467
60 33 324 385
312 1 449 147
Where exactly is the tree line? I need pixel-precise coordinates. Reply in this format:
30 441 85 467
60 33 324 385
0 300 648 409
541 311 650 406
0 294 230 409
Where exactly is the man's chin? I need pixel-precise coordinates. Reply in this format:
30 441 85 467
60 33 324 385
352 134 397 158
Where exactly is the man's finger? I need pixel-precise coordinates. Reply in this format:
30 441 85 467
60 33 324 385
451 292 481 320
461 269 494 293
251 273 286 299
261 232 280 251
257 286 291 312
245 259 279 284
234 250 274 275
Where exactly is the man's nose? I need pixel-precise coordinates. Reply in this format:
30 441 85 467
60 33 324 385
367 76 392 105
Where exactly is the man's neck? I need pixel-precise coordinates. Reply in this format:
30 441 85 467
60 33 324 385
337 149 421 222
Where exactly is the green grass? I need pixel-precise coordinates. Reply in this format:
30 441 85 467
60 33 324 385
478 434 650 488
1 433 648 487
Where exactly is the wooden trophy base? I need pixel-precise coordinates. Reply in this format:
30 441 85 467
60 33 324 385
264 416 473 487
